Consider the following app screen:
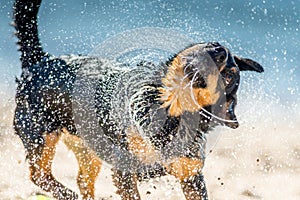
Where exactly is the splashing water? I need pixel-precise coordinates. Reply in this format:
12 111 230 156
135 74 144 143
1 0 299 199
70 27 230 175
89 27 194 64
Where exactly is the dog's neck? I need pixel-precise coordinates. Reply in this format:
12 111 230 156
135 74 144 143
158 56 217 117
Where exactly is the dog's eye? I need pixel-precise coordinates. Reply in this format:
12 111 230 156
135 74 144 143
226 74 233 84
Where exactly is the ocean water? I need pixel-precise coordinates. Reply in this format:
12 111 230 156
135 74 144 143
0 0 299 199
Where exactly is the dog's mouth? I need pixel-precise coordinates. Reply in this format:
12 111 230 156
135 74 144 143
221 66 240 129
204 43 240 129
205 42 240 129
220 66 240 129
224 98 239 129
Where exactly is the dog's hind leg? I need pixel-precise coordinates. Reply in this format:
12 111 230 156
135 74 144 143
112 169 141 200
28 132 78 200
61 129 102 200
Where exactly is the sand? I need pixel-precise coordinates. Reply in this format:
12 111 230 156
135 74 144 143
1 96 299 200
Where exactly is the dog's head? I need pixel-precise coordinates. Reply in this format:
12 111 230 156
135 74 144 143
159 42 264 128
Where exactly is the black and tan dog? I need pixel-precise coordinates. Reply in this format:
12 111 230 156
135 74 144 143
13 0 264 199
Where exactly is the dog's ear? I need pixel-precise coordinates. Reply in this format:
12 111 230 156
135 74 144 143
234 56 264 73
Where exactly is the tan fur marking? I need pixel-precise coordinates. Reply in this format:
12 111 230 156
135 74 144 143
197 73 221 105
31 133 59 174
159 54 220 117
165 157 204 181
230 66 237 73
29 133 78 199
126 127 160 164
61 128 102 200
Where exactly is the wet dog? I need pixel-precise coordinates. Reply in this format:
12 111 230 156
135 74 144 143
13 0 264 199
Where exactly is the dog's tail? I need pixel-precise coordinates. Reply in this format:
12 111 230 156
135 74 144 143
13 0 46 69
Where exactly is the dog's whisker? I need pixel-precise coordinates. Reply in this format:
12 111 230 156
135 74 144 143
183 62 192 74
183 82 191 89
190 70 200 107
182 71 193 81
181 72 194 88
200 107 238 123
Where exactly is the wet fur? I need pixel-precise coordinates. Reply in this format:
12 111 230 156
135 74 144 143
159 55 220 116
13 0 263 200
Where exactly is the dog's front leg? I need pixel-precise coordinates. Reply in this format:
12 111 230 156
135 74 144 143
112 169 141 200
166 157 208 200
181 173 208 200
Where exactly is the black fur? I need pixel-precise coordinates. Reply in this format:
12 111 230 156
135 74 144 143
14 0 46 68
13 0 263 199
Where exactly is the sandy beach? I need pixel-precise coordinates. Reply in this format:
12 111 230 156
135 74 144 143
1 94 299 200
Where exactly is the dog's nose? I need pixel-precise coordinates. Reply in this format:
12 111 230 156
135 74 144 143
207 42 221 47
214 47 227 63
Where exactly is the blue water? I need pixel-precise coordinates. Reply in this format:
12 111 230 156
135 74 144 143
0 0 299 105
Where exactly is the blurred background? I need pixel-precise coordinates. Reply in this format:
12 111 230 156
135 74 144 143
0 0 299 199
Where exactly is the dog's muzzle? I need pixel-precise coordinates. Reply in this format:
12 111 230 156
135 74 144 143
225 98 239 129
